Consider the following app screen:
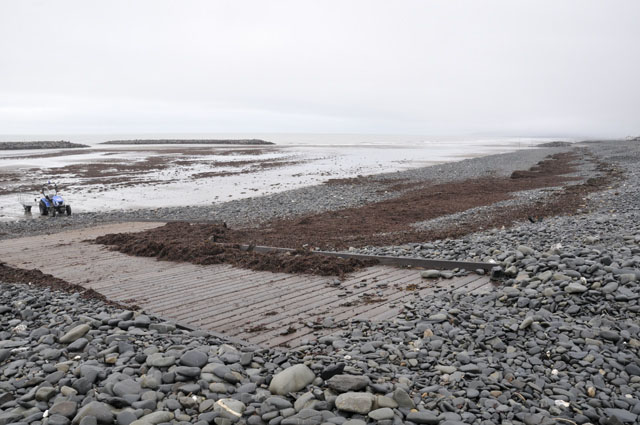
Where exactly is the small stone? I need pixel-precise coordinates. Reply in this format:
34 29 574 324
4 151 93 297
60 324 91 343
104 353 118 364
209 382 228 393
584 236 599 244
146 353 175 368
116 411 137 425
281 409 322 425
393 387 415 409
72 401 114 425
368 408 394 421
603 408 637 423
49 415 71 425
265 396 293 410
113 379 141 397
376 395 398 408
199 399 215 413
405 411 439 424
43 348 62 360
50 401 78 419
67 338 89 352
213 398 246 421
537 270 553 282
129 411 174 425
519 316 534 330
625 363 640 376
553 272 571 281
175 366 201 377
140 375 159 390
180 349 208 368
72 378 92 395
327 375 370 393
79 416 97 425
619 273 636 284
0 349 11 363
179 395 198 409
517 245 535 255
61 386 78 397
320 363 345 380
269 364 316 395
335 392 375 414
459 363 480 373
600 329 621 342
0 412 23 425
435 364 457 374
360 342 375 354
427 313 447 323
35 386 57 401
523 413 544 425
293 392 315 412
490 266 504 280
505 265 518 277
565 282 587 293
211 364 239 383
421 270 441 279
133 315 151 327
148 322 176 333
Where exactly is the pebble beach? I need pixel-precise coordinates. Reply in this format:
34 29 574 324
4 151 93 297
1 139 640 425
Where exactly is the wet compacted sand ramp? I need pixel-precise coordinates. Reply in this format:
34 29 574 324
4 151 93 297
0 222 492 347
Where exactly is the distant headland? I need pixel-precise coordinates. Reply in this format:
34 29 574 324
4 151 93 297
0 141 89 150
536 141 573 147
101 139 274 145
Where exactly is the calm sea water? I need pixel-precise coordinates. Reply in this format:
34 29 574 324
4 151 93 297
0 132 564 147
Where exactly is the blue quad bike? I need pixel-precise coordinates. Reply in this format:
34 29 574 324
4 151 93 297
37 184 72 216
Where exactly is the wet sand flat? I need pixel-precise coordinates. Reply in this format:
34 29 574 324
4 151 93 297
0 141 539 221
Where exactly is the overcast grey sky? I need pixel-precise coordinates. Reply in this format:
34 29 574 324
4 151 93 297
1 0 639 138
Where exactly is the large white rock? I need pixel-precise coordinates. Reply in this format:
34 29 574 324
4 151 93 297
269 364 315 395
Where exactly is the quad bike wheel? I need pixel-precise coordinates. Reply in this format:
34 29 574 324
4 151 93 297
66 205 72 216
39 201 48 216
